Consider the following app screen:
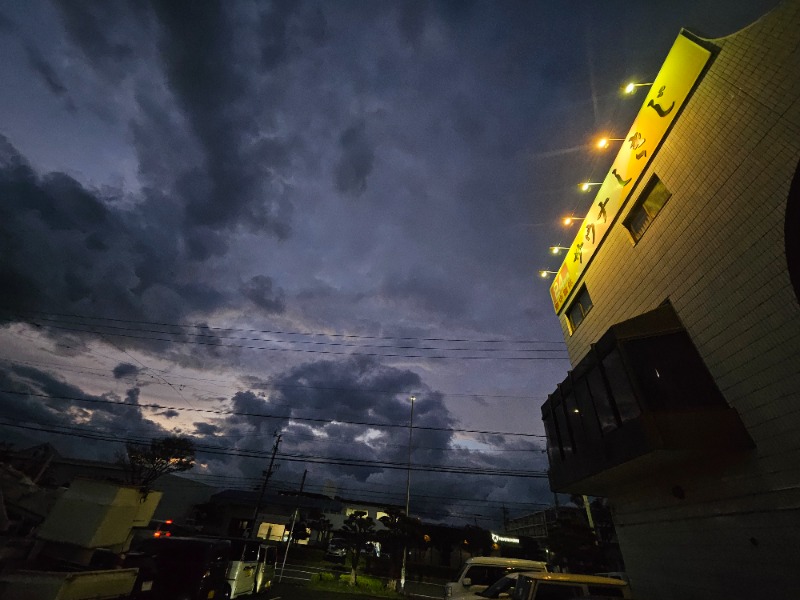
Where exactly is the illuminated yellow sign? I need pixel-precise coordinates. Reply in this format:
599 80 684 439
549 33 712 313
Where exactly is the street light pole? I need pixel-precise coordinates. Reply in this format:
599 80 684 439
400 394 416 592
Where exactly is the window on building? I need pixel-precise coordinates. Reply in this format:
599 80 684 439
601 348 642 423
572 375 603 443
624 175 672 242
585 367 621 434
622 331 729 411
566 286 593 333
542 404 563 462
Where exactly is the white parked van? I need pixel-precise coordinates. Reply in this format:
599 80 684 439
444 557 548 599
511 572 631 599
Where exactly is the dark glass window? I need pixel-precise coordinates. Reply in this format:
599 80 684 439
536 582 583 599
562 388 585 452
552 398 574 455
624 175 672 242
587 585 624 597
572 375 603 443
465 566 514 586
542 404 563 461
623 331 728 411
601 349 641 423
586 366 621 434
512 577 533 600
566 286 593 333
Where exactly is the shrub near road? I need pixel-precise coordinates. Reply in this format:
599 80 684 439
310 571 402 598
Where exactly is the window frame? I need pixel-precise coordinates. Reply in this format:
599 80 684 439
565 285 593 334
623 174 672 243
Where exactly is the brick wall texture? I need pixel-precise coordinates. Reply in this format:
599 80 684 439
553 1 800 598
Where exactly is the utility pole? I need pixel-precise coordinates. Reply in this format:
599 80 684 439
250 432 282 539
279 469 307 582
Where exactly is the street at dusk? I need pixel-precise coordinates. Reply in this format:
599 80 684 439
1 1 799 599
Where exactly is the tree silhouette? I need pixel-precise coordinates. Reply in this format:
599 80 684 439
338 510 376 586
118 436 195 489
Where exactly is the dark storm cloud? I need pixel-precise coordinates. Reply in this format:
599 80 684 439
113 363 140 379
0 365 174 460
52 0 135 81
379 271 469 319
0 366 73 426
0 136 237 357
156 409 179 419
150 0 293 237
194 422 220 436
0 11 15 33
334 121 375 197
228 390 290 433
257 0 297 70
23 44 74 110
240 276 286 314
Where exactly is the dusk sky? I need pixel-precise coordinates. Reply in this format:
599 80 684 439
0 0 781 527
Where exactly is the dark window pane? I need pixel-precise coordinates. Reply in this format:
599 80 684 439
586 367 620 434
587 585 624 597
512 577 533 600
577 287 593 315
242 541 259 561
566 286 593 333
623 331 728 411
542 405 564 461
625 176 672 242
566 301 584 330
572 376 603 443
563 389 586 452
536 582 583 599
601 349 641 423
552 399 574 455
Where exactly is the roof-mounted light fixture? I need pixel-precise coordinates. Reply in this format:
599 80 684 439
539 270 557 278
623 81 653 95
562 216 585 226
549 246 569 255
596 137 624 149
579 182 602 192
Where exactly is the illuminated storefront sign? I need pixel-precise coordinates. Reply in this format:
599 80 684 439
549 33 712 313
491 532 520 545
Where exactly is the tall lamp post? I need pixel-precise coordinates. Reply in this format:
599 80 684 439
400 394 416 592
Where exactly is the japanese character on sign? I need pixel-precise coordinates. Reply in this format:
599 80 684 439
585 222 595 244
573 242 583 264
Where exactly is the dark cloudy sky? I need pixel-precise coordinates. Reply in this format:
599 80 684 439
0 0 781 527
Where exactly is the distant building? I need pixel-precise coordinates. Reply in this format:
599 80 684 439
505 507 583 540
540 2 800 599
4 443 215 525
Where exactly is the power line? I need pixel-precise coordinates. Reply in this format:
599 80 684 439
1 389 547 438
12 321 568 361
0 355 548 401
1 309 566 345
23 315 568 354
0 420 549 479
0 314 569 361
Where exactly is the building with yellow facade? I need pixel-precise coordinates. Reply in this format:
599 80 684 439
540 2 800 598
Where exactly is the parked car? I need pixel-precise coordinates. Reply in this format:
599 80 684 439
126 536 232 600
324 537 348 563
594 572 629 584
444 557 548 599
510 572 631 599
473 570 532 599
